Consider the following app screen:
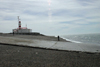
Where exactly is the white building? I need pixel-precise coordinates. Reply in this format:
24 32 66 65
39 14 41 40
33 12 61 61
13 27 32 33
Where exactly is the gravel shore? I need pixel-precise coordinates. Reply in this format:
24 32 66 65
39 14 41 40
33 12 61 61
0 43 100 67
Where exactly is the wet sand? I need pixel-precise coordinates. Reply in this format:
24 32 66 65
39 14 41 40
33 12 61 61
0 43 100 67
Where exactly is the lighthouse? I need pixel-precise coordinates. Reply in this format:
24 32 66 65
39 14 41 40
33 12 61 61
13 16 32 34
18 16 21 29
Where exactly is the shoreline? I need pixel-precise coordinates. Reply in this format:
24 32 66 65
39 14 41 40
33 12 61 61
60 36 82 43
0 34 100 53
0 34 100 67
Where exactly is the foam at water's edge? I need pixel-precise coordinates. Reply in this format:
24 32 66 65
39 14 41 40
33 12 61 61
61 37 82 43
54 36 82 43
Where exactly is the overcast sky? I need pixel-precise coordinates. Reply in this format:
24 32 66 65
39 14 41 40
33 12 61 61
0 0 100 35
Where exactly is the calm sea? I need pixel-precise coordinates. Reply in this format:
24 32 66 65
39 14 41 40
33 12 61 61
61 33 100 45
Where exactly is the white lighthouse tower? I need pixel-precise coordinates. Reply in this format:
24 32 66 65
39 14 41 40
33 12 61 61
18 16 21 29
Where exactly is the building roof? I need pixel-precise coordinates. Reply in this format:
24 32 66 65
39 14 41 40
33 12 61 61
17 27 27 29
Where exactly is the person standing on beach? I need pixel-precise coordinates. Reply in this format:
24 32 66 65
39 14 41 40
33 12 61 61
13 32 14 36
58 36 60 41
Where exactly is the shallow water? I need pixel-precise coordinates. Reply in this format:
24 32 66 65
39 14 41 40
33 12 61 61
61 33 100 45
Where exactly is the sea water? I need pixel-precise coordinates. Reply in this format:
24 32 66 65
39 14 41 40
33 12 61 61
61 33 100 45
